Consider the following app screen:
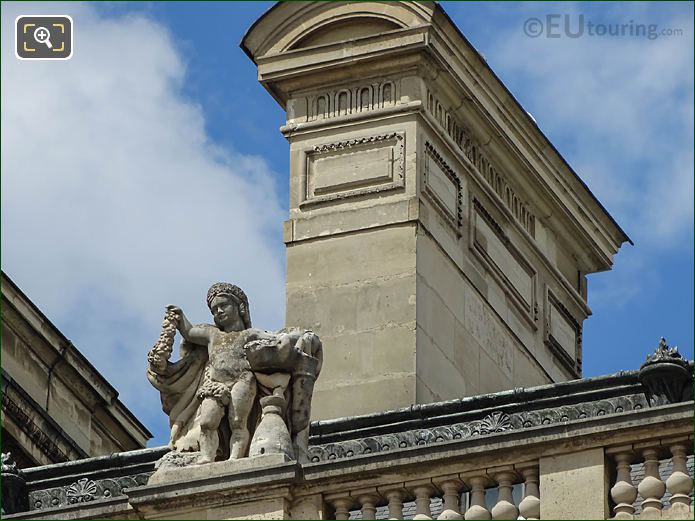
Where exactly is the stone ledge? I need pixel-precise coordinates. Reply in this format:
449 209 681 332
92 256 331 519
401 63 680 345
301 402 693 484
2 496 133 521
147 453 291 486
126 459 299 517
9 367 692 516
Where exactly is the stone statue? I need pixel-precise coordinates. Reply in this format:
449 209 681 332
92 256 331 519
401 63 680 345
147 282 322 467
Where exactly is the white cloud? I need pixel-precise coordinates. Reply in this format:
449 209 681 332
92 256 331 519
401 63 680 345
1 3 286 445
476 4 694 248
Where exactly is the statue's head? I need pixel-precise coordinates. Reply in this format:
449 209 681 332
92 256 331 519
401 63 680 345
206 282 252 331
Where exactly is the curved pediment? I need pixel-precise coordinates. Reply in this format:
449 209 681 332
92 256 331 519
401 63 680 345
242 1 435 61
289 16 402 50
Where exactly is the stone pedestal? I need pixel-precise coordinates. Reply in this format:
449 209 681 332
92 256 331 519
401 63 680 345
147 453 290 486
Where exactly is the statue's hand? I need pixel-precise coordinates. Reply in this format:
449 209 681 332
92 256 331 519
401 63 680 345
165 304 182 317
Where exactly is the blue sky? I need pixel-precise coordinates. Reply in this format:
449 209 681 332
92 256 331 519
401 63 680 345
2 2 692 448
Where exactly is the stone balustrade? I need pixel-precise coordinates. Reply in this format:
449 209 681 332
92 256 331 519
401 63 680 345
3 367 692 520
608 437 694 520
323 463 539 520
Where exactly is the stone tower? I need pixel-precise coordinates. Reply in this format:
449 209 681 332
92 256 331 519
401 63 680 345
242 1 629 420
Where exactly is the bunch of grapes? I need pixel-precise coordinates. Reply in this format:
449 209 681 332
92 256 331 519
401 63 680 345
147 308 179 373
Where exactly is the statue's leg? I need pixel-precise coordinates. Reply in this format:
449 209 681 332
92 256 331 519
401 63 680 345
228 371 257 459
198 398 224 464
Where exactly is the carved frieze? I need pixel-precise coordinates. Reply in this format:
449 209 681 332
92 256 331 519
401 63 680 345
307 393 648 463
28 473 152 510
66 478 97 504
307 80 398 121
425 89 536 237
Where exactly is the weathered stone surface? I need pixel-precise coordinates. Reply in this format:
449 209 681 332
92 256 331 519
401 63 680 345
5 366 693 519
2 453 27 514
241 0 632 423
540 448 609 520
639 337 692 406
147 283 322 466
148 454 290 486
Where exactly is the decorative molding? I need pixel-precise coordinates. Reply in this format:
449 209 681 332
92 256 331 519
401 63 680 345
1 388 71 464
479 411 512 435
66 478 97 504
307 411 514 463
425 89 536 237
311 133 401 154
301 132 405 207
307 394 648 463
544 289 582 376
422 142 463 231
307 80 398 121
28 473 152 511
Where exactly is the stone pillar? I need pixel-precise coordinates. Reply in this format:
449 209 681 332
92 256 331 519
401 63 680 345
539 448 610 520
241 1 629 421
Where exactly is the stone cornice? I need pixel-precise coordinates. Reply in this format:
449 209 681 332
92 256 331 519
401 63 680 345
7 402 691 518
1 271 152 447
8 364 692 516
241 1 630 273
1 370 87 464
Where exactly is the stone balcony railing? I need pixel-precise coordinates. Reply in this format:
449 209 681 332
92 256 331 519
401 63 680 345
2 353 692 520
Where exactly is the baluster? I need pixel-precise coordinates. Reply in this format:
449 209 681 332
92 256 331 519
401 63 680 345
330 496 355 521
464 476 491 520
666 442 693 512
638 447 666 517
517 464 540 521
411 484 435 520
358 493 379 520
381 488 406 520
609 450 637 519
436 478 465 520
490 470 518 520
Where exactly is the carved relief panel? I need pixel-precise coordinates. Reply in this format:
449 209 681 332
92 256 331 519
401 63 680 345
300 133 405 207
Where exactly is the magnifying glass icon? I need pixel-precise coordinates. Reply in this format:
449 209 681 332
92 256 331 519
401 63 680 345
33 26 53 49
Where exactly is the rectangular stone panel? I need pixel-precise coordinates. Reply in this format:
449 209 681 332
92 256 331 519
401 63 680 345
549 299 578 358
543 290 581 376
473 203 534 309
422 142 461 229
463 285 513 379
302 133 404 205
312 146 392 195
